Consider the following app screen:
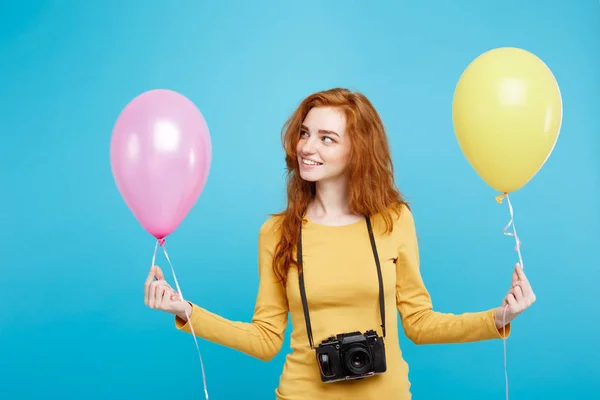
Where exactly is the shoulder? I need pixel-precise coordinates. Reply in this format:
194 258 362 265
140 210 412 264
259 214 283 235
390 203 419 247
395 203 415 226
258 214 284 245
381 202 415 224
371 202 416 235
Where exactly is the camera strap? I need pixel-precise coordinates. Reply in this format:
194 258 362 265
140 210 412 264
297 215 386 349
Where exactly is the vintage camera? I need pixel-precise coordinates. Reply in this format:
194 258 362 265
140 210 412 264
315 329 387 383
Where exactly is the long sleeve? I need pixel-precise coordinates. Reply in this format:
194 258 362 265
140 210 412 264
394 206 510 345
174 217 289 361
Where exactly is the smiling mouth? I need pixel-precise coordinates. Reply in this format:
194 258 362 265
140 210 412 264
302 158 323 166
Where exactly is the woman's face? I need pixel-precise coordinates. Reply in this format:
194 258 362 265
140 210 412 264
296 107 352 183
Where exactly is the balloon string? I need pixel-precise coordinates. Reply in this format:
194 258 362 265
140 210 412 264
495 192 524 400
496 193 524 269
502 304 509 400
152 240 210 400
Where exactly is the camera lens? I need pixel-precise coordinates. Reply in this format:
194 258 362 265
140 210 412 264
344 347 371 375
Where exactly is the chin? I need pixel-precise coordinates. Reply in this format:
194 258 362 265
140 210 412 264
298 170 321 182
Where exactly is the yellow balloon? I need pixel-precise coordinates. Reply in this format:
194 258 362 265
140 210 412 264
452 47 563 193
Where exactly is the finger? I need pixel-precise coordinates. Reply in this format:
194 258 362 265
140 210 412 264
512 267 519 284
156 280 171 301
515 263 527 282
168 289 182 308
528 290 537 306
144 267 157 305
148 280 161 308
506 293 518 309
502 288 514 305
145 267 157 284
519 277 534 297
514 285 524 303
156 283 168 309
162 288 173 308
154 266 165 280
521 281 536 305
514 264 533 296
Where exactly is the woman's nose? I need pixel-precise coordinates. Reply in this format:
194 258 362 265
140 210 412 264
301 137 317 154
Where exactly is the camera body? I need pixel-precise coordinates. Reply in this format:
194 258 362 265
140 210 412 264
315 329 386 383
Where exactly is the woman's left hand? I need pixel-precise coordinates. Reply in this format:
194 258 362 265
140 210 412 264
494 263 536 329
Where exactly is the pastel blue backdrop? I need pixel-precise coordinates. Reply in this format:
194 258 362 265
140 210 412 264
1 1 598 399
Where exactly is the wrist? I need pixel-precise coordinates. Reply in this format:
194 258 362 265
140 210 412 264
176 302 193 321
494 306 509 329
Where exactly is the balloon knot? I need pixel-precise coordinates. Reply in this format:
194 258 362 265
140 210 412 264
495 192 507 204
158 237 165 246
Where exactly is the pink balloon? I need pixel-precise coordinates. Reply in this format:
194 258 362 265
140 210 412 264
110 89 212 241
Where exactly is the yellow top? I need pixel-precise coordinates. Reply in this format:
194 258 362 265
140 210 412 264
175 205 510 399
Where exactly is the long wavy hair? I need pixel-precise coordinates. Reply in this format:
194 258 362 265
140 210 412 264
271 88 409 284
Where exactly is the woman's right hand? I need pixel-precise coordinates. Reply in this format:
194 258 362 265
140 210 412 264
144 265 192 320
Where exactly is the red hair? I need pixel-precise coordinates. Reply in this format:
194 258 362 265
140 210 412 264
271 88 408 284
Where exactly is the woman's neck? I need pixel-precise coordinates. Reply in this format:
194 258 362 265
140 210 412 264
306 178 362 225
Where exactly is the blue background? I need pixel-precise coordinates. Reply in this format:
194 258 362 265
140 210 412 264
1 1 599 399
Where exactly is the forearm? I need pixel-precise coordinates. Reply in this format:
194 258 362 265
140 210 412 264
175 303 288 362
401 307 509 345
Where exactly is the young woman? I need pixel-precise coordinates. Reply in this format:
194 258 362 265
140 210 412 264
143 88 536 399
